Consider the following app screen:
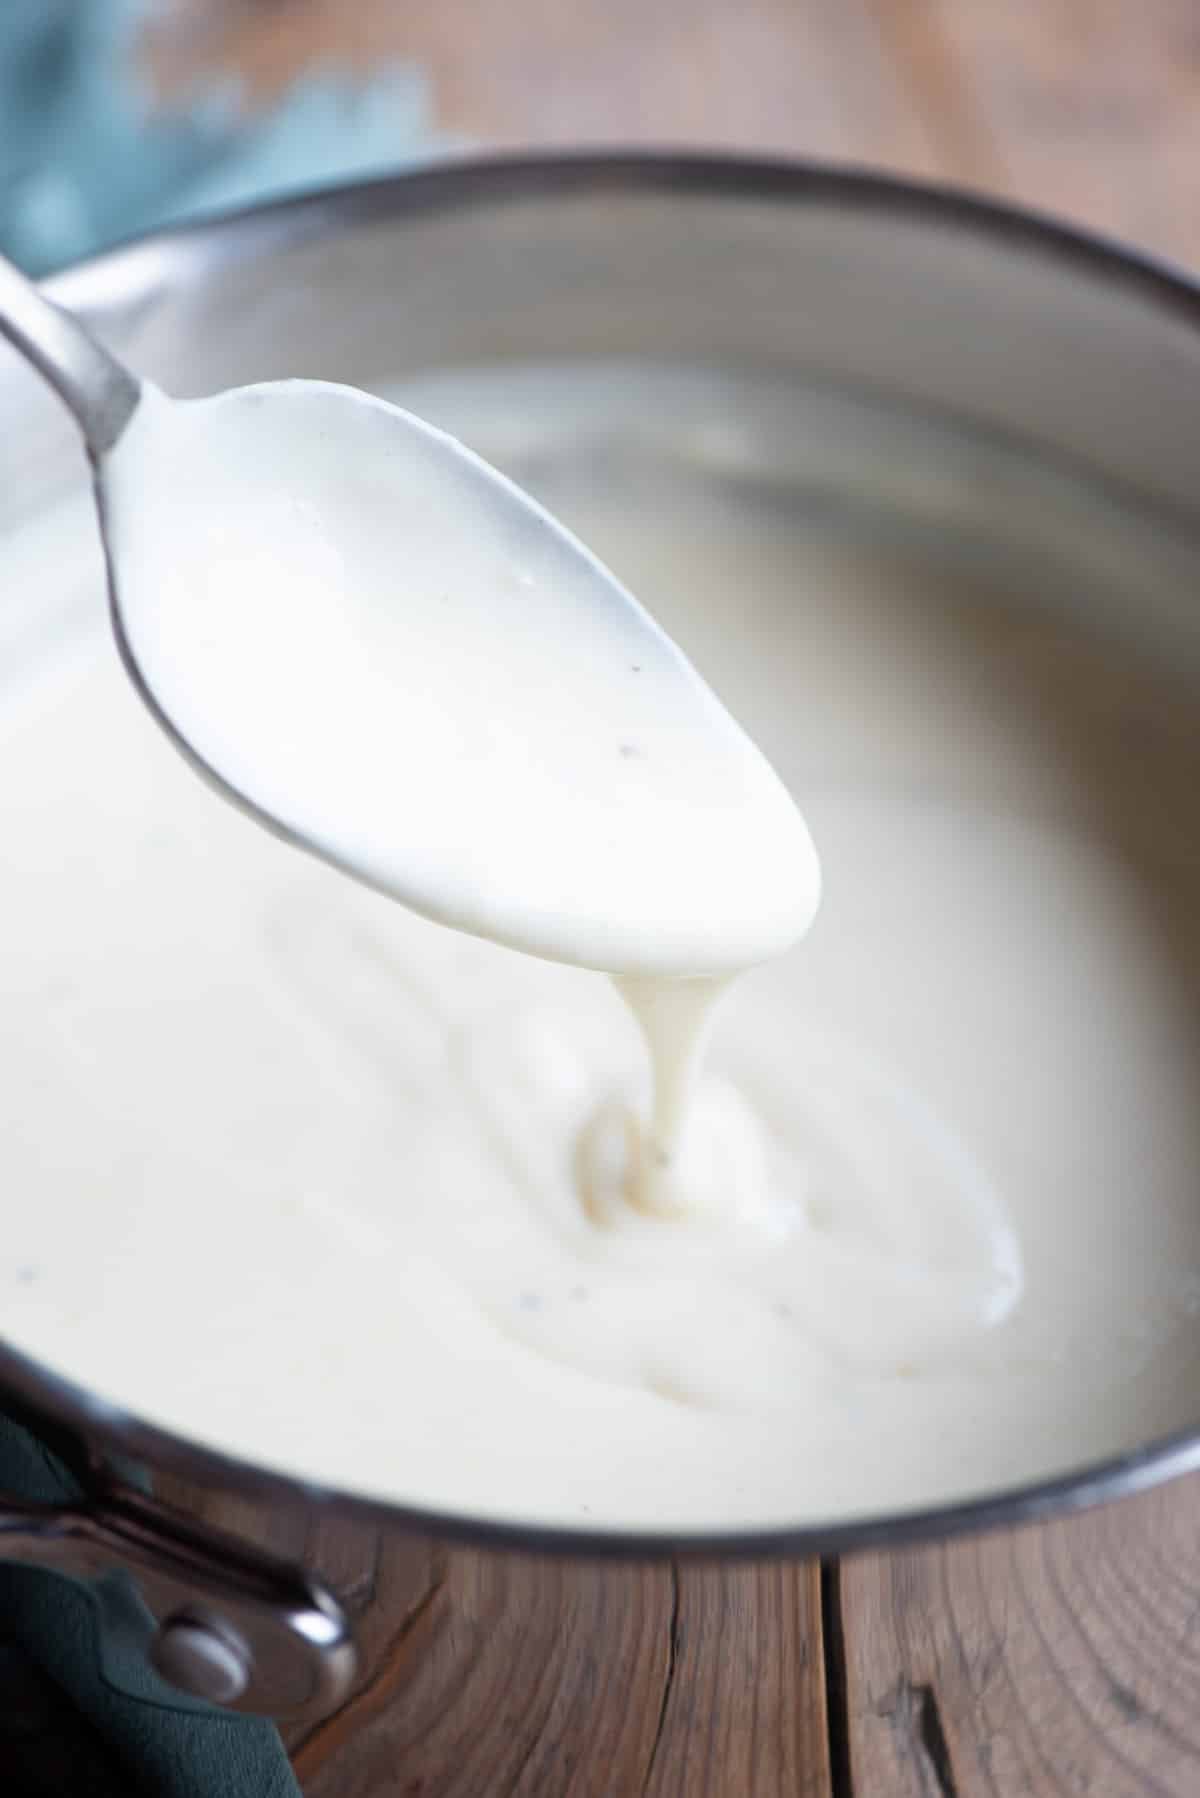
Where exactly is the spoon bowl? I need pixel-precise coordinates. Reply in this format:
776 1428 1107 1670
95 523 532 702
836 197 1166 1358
0 251 819 975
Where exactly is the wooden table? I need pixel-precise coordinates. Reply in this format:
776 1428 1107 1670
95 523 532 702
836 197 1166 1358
92 4 1200 1792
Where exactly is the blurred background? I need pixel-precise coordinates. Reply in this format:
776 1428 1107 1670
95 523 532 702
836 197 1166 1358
1 0 1197 275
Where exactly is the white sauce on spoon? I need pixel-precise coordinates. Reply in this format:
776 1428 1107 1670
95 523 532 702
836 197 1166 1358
98 378 820 1208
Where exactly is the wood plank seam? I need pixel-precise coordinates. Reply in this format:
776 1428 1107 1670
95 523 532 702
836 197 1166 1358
640 1559 682 1796
821 1559 854 1798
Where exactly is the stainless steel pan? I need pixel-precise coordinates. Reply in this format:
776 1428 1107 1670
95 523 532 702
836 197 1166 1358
3 154 1200 1718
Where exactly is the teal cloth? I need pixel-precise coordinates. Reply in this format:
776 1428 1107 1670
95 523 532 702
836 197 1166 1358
0 0 439 274
0 1414 300 1796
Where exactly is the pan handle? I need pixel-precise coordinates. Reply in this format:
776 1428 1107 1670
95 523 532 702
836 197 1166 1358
0 1481 356 1717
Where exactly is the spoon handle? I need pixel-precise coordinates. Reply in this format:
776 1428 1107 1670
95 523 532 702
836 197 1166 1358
0 251 140 459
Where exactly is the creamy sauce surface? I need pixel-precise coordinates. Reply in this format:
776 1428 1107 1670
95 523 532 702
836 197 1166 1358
5 364 1200 1531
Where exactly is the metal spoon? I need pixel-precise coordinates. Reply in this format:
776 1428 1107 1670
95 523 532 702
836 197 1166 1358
0 251 140 456
0 251 817 974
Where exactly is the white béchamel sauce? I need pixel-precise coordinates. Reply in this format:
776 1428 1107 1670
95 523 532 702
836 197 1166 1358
4 365 1200 1531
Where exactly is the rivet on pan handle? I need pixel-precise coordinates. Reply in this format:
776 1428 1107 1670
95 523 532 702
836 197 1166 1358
0 1483 356 1716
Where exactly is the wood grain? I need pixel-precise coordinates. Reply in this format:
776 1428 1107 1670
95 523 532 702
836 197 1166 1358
291 1545 675 1797
142 0 1200 269
140 0 940 178
157 1476 830 1795
839 1479 1200 1796
640 1562 830 1798
287 1544 828 1796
